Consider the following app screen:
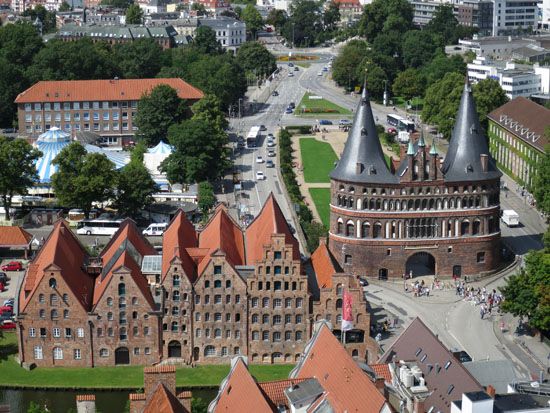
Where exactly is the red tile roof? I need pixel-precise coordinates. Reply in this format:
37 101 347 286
310 241 341 289
245 193 300 264
76 395 95 402
369 363 392 382
291 323 388 413
210 358 274 412
20 220 94 313
0 226 33 247
379 317 484 413
143 383 190 413
15 78 204 103
198 205 244 274
162 210 198 282
258 378 308 408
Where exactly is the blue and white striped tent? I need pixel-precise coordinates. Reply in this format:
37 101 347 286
34 127 130 184
147 140 173 155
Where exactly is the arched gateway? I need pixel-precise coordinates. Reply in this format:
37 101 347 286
405 252 436 277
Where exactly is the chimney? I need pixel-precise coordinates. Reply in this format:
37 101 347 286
480 154 488 172
486 385 496 398
413 397 425 413
76 395 96 413
178 391 193 412
143 366 176 400
374 377 385 392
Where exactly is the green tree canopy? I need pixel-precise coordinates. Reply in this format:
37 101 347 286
236 41 276 77
26 38 119 83
161 118 230 183
360 61 387 99
266 8 287 30
22 5 56 33
58 1 71 11
282 0 322 47
425 4 459 46
0 137 42 220
332 40 369 91
114 158 157 219
0 22 43 67
113 38 165 78
531 144 550 216
402 30 439 69
191 94 228 132
100 0 132 8
358 0 413 42
125 4 144 24
392 68 426 100
0 58 26 128
192 26 223 55
191 2 207 15
198 181 216 215
421 53 466 86
242 4 263 39
51 142 117 218
134 84 188 145
471 78 508 127
323 1 340 31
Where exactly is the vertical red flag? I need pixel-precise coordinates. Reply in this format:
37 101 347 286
342 290 353 332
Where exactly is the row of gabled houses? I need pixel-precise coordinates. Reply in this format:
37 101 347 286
16 193 378 369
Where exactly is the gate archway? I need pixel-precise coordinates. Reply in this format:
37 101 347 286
114 347 130 365
168 341 182 358
405 252 436 277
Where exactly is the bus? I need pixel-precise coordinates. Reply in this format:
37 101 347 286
76 219 123 236
386 114 416 133
246 126 261 148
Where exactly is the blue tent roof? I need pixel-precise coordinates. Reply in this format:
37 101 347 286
148 140 173 155
34 127 130 183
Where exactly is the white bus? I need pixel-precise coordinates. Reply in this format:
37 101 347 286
76 219 123 236
387 114 415 132
246 126 261 148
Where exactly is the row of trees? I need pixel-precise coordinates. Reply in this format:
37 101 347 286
0 22 276 128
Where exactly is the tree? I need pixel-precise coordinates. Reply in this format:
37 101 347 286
402 30 439 69
191 94 228 132
323 1 340 31
302 221 327 253
242 4 263 40
134 85 188 146
114 159 157 219
392 68 426 100
425 4 459 46
421 72 464 139
198 181 216 215
282 0 322 47
58 1 71 11
0 137 42 220
191 2 207 16
22 5 56 33
114 39 165 79
360 61 387 99
501 240 550 333
472 78 508 127
266 8 287 31
191 397 208 413
236 41 276 77
161 119 230 183
332 40 369 90
358 0 413 42
51 143 117 218
125 4 144 24
421 53 466 86
0 58 26 127
531 145 550 216
27 402 49 413
0 22 44 67
192 26 222 55
100 0 132 8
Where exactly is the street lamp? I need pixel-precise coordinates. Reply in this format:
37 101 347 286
238 98 243 119
383 80 388 106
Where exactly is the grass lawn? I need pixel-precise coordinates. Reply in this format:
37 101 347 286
0 333 292 389
297 93 351 115
309 188 331 228
299 138 338 183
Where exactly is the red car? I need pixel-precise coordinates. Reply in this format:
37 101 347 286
0 321 16 330
1 261 22 271
387 127 397 135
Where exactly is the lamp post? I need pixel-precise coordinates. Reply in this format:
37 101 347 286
238 98 243 119
383 80 388 106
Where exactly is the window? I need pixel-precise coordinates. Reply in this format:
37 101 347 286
273 315 282 325
296 315 302 323
252 331 259 340
195 295 201 305
214 265 222 274
214 295 222 304
173 291 180 301
74 349 81 360
225 280 231 288
39 294 45 304
99 349 109 357
262 298 269 308
108 328 113 337
274 251 282 259
235 295 240 304
234 347 240 355
144 326 150 336
296 298 303 308
477 252 485 263
205 280 210 288
34 346 43 360
205 346 216 357
252 297 259 307
120 327 127 340
171 307 179 316
262 331 269 341
295 331 303 341
273 332 281 341
50 294 58 305
173 275 180 287
53 347 63 360
195 328 202 338
119 297 126 309
252 314 259 323
63 310 69 319
39 309 45 319
205 313 210 321
344 254 352 264
215 313 222 321
40 328 46 338
77 328 84 338
221 347 228 356
205 295 210 304
285 298 291 308
285 314 291 324
134 348 140 356
118 283 126 296
262 314 269 324
29 328 36 337
171 322 178 332
107 312 113 321
53 328 61 338
145 347 151 355
97 328 103 337
133 311 138 319
214 280 221 288
195 312 201 321
285 331 292 341
214 328 222 338
226 295 231 304
65 328 72 338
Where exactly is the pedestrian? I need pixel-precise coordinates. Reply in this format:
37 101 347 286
480 306 485 319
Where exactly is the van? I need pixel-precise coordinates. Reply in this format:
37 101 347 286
142 223 168 236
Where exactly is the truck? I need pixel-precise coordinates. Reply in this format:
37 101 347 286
502 210 519 227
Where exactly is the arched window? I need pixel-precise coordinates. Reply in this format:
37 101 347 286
119 327 127 340
214 280 221 288
337 220 343 234
421 199 427 210
373 223 382 239
336 284 343 296
205 280 210 288
119 297 126 309
473 220 481 235
348 196 354 208
461 220 470 236
214 328 222 338
226 280 231 288
361 222 370 238
173 290 180 301
171 321 178 332
173 275 180 287
118 283 125 296
345 221 354 237
337 195 342 206
205 345 216 357
369 199 375 210
363 199 369 210
375 199 381 210
336 299 342 310
51 309 58 319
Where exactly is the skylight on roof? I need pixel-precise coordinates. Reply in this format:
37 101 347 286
142 255 162 274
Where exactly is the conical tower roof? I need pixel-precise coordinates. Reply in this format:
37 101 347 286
330 84 397 184
442 78 501 182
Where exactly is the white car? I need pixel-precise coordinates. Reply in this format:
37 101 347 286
317 71 323 76
256 156 264 163
267 141 276 147
255 171 265 180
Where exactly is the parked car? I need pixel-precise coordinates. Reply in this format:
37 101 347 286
322 67 328 72
285 108 293 114
0 321 15 330
0 283 4 292
317 71 323 76
256 156 264 163
319 120 333 125
267 141 276 148
288 62 294 67
358 277 369 286
142 223 168 236
255 171 265 180
266 160 274 168
0 306 12 314
3 299 14 307
272 91 279 97
260 125 267 131
294 66 299 71
288 72 294 77
1 261 22 271
387 127 397 134
289 102 296 109
0 272 8 283
267 133 275 139
339 119 352 126
267 150 276 157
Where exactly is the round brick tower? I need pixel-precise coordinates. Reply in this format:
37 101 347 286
328 80 502 279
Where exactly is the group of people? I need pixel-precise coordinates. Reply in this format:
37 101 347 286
405 279 430 297
456 284 504 319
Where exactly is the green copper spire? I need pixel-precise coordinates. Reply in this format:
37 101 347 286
430 138 438 155
418 129 426 147
407 140 415 156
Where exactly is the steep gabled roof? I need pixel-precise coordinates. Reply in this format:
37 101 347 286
310 241 342 289
198 205 244 274
0 226 33 247
330 83 397 184
290 322 388 413
162 210 198 282
442 78 501 182
208 357 275 413
143 383 189 413
258 378 308 408
92 250 155 310
245 193 300 264
379 317 484 413
20 220 94 313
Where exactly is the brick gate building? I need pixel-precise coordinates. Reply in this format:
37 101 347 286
328 80 502 279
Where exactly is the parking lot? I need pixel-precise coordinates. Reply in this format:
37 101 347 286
0 259 27 308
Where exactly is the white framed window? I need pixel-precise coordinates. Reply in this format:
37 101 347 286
77 328 84 338
53 328 61 338
74 349 81 360
34 346 43 360
145 347 151 355
53 347 63 360
99 348 109 357
133 347 140 355
29 328 36 338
